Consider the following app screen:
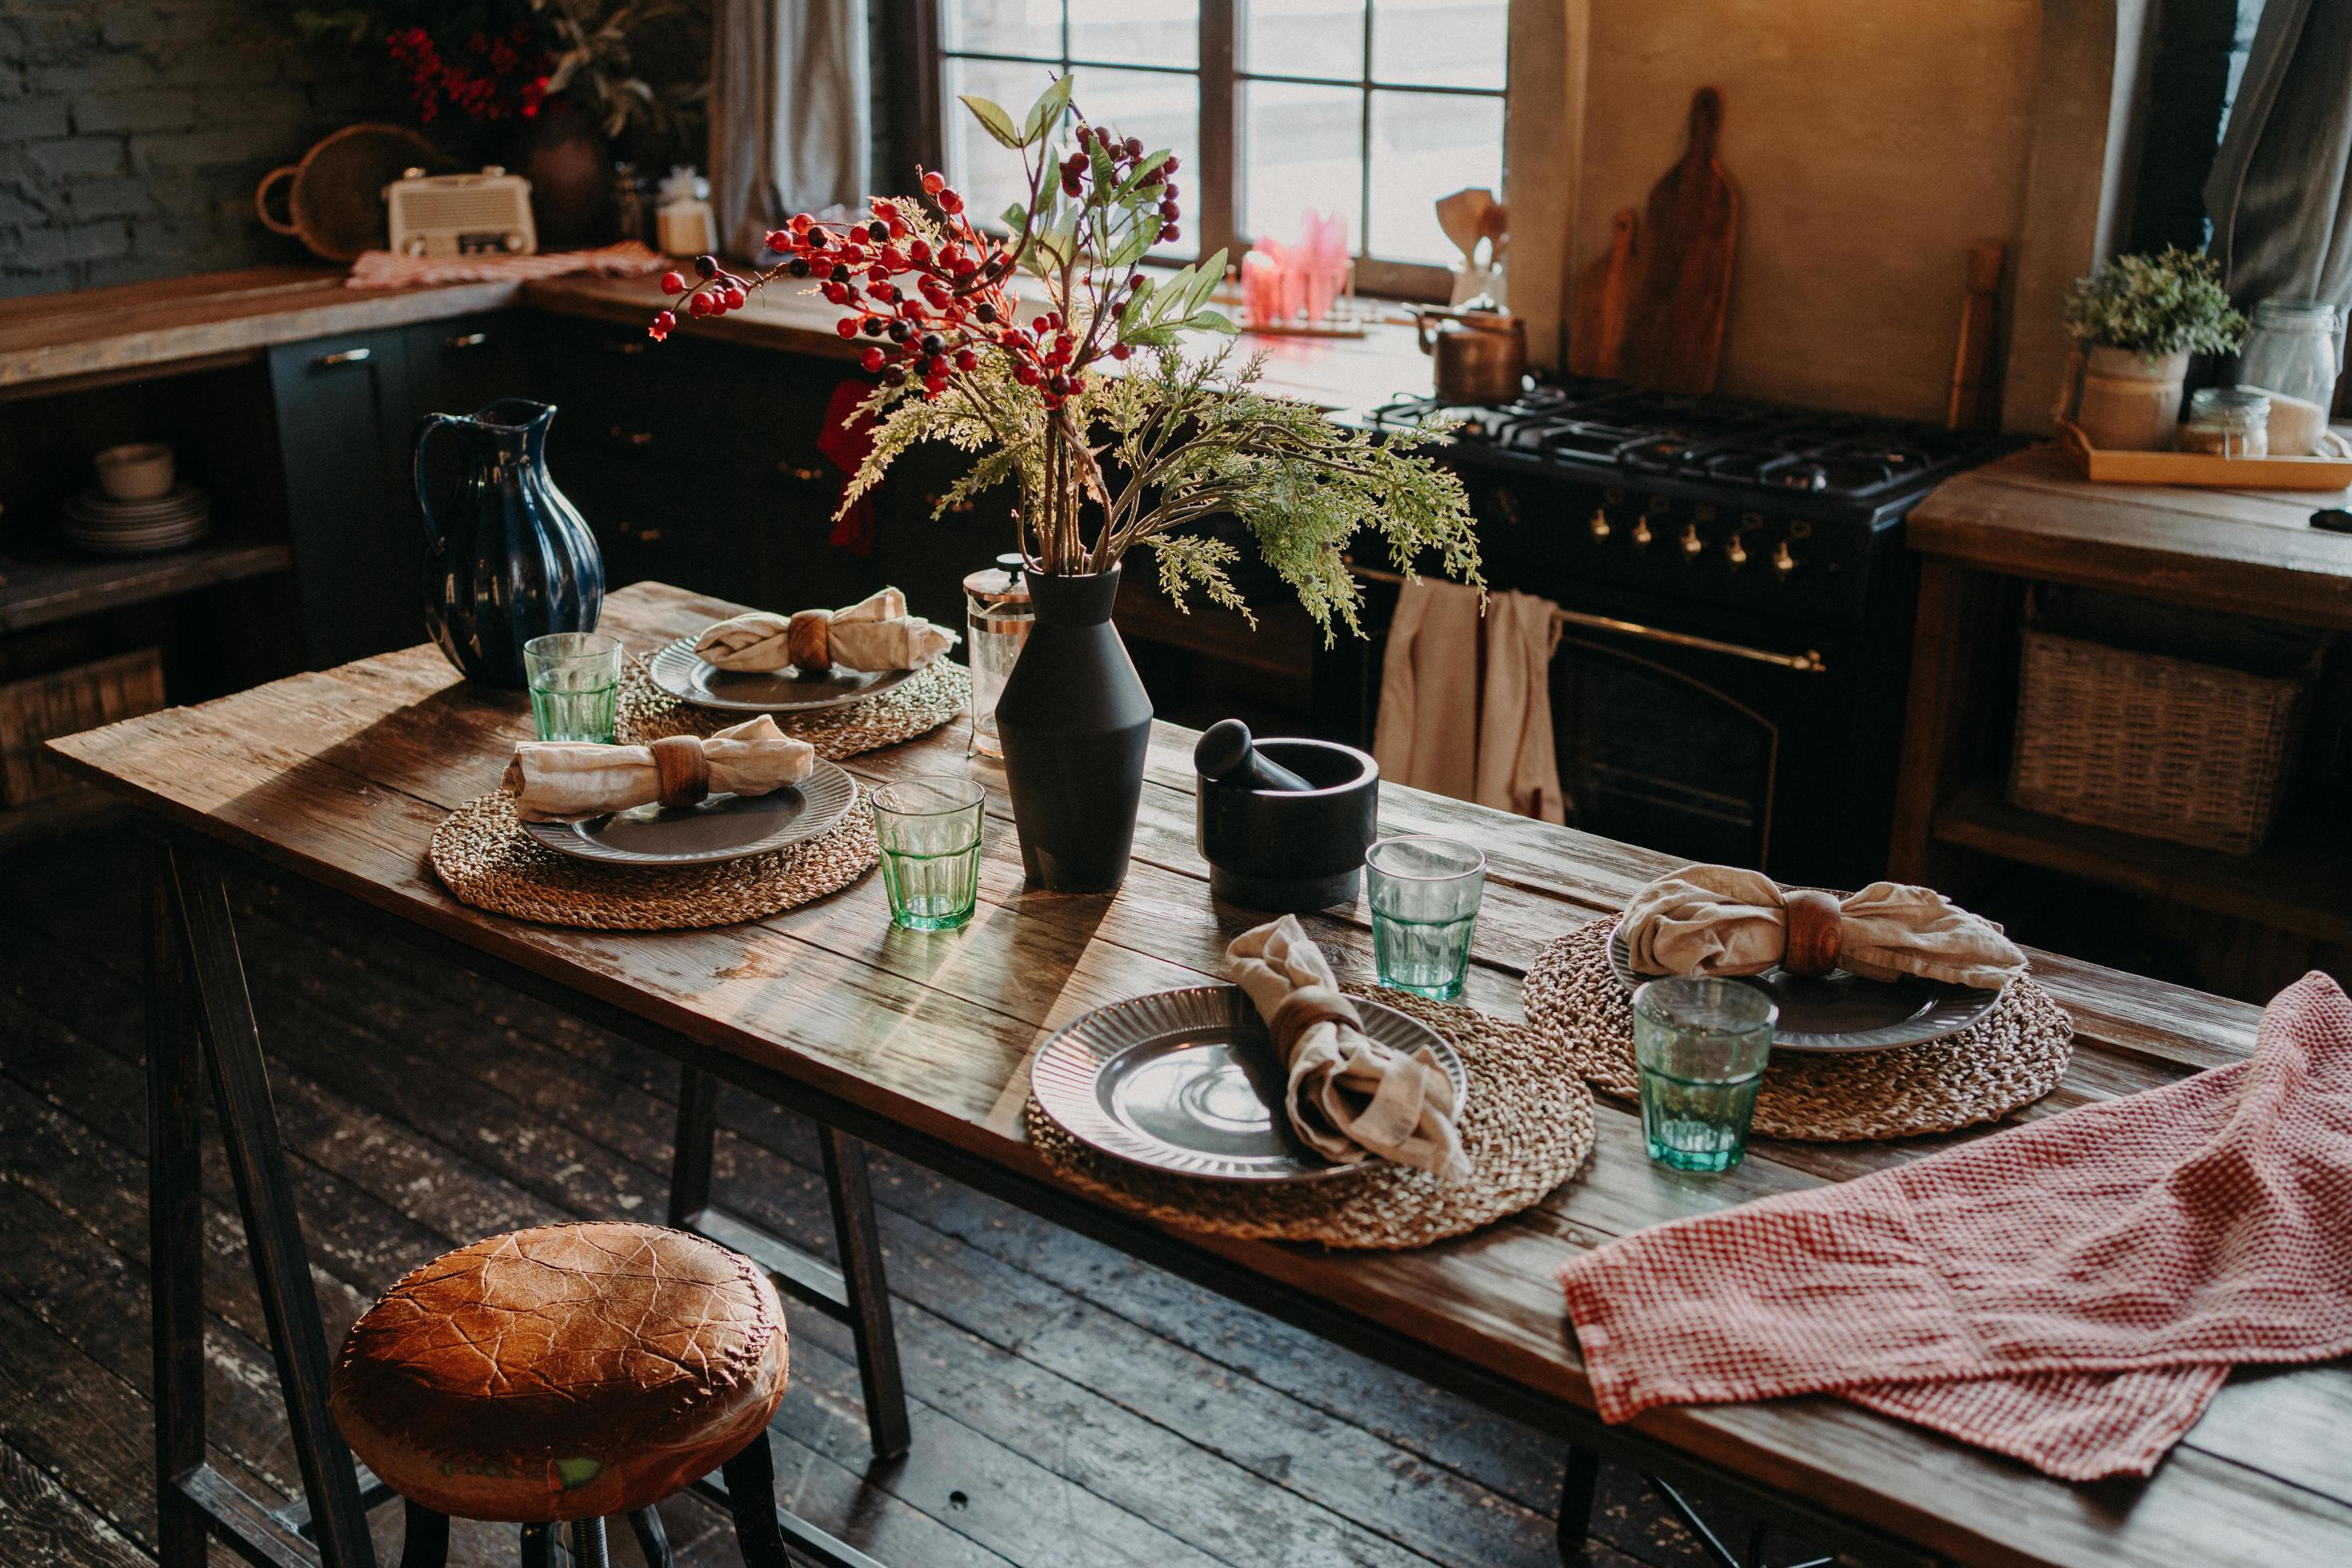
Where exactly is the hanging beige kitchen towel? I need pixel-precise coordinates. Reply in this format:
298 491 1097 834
1226 914 1470 1178
1474 590 1567 823
1374 576 1482 802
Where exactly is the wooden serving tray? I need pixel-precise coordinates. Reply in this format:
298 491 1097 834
2058 420 2352 490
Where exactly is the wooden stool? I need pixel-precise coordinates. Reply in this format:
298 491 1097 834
329 1222 793 1567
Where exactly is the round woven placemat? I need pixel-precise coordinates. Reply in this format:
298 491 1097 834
429 788 878 930
1522 918 2073 1141
1026 986 1594 1250
618 655 971 759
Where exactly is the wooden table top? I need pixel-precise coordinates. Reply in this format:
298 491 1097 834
48 582 2352 1568
1910 443 2352 629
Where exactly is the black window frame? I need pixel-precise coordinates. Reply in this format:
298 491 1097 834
881 0 1509 302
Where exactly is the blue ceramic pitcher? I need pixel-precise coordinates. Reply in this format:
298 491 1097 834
414 398 604 687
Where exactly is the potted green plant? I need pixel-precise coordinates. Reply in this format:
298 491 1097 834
646 73 1480 893
2061 247 2249 451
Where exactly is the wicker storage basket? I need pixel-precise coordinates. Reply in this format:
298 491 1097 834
0 648 166 805
2007 593 2325 854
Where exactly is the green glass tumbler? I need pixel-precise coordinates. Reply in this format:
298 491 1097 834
523 631 622 742
872 777 986 932
1364 835 1486 1000
1632 977 1778 1172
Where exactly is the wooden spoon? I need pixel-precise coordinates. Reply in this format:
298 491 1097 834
1435 187 1495 270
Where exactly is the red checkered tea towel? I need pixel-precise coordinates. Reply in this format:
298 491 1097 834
1559 971 2352 1480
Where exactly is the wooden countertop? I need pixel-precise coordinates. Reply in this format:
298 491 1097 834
1909 444 2352 629
0 262 1435 415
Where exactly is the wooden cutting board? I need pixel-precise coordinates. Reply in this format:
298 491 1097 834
1618 87 1738 394
1567 207 1637 378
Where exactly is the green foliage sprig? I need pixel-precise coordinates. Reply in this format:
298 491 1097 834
839 72 1482 638
2062 247 2248 358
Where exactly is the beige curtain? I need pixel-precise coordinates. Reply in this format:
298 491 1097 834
710 0 871 258
2206 0 2352 369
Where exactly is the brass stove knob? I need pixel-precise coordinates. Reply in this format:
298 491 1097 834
1588 508 1611 541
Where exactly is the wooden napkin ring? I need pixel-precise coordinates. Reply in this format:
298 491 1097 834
650 735 710 810
786 610 832 673
1782 887 1842 978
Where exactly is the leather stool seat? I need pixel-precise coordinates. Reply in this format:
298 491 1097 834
329 1222 788 1524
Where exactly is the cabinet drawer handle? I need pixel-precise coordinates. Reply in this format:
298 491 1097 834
314 347 371 368
444 331 490 350
780 462 823 482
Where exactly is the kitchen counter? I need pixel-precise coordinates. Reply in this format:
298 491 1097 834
1894 444 2352 996
0 263 1436 414
1907 443 2352 630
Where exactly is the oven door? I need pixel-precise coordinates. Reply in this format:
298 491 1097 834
1546 607 1874 886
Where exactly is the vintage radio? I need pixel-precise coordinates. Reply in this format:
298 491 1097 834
384 169 537 258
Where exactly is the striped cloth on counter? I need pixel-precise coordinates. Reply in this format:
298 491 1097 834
346 241 666 290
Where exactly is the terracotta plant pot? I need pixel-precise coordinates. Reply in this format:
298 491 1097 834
2074 346 2190 451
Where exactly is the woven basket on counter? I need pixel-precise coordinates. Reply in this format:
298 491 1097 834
2007 590 2327 855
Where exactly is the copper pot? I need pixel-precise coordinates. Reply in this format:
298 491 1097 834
1414 306 1528 403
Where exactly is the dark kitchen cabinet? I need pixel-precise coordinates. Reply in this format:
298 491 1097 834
268 326 418 668
404 310 531 418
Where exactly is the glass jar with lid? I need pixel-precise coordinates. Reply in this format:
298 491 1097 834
2180 386 2270 457
2237 298 2341 455
963 553 1033 758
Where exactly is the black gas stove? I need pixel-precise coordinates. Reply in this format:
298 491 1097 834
1342 380 2016 886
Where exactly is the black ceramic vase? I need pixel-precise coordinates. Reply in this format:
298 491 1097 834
414 398 604 688
994 566 1154 891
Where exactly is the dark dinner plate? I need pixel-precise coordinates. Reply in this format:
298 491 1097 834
1030 985 1467 1182
649 635 917 713
1606 921 2002 1054
521 758 855 867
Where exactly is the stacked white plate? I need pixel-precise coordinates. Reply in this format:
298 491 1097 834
64 484 212 555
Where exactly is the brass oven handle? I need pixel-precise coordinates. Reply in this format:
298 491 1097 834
1347 560 1826 674
1550 607 1827 674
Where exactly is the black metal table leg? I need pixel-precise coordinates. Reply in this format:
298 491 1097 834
144 845 211 1568
164 845 378 1568
820 1128 912 1460
1557 1443 1602 1562
669 1067 912 1462
667 1064 720 1229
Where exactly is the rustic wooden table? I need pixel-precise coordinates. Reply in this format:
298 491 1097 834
50 582 2352 1568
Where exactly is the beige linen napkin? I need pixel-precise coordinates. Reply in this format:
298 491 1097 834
502 717 814 822
1226 915 1470 1178
694 587 957 673
1618 863 2026 990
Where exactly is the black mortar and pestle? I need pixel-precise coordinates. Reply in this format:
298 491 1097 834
1194 719 1380 911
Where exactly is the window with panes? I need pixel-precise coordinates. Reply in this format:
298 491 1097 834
927 0 1507 298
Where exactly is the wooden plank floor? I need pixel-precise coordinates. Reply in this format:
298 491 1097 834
0 832 1850 1568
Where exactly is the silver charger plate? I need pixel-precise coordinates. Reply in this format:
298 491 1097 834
520 758 856 867
1030 984 1468 1182
1606 921 2002 1054
649 634 918 714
